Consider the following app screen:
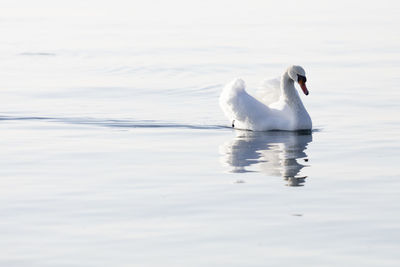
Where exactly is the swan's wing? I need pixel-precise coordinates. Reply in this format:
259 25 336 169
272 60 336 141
255 77 281 106
219 78 246 123
219 78 273 130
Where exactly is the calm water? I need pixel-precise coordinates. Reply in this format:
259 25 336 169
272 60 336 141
1 0 400 266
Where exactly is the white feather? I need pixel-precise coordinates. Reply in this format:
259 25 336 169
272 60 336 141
256 77 281 106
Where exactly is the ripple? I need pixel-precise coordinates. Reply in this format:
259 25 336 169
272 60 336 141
18 52 56 56
0 115 229 130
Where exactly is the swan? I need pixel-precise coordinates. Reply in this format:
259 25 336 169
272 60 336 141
219 65 312 131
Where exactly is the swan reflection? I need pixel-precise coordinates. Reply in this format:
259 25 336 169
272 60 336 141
220 131 312 186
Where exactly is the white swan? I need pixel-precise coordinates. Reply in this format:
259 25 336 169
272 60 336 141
219 65 312 131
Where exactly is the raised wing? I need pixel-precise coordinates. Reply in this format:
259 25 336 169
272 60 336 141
255 77 281 106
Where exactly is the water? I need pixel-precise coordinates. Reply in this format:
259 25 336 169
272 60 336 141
1 0 400 266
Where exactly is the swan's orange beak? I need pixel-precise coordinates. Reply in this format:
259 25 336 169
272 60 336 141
299 80 309 95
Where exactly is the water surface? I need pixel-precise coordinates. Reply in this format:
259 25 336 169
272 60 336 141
1 0 400 266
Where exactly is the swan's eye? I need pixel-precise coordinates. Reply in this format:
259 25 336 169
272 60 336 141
297 75 307 83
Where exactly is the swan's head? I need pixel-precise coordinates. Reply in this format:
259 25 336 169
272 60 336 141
288 65 309 95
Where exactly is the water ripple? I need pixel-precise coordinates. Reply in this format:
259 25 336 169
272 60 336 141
0 115 229 130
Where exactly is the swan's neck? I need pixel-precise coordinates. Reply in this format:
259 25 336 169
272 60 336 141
280 71 312 129
281 71 306 111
